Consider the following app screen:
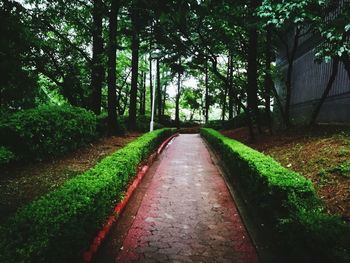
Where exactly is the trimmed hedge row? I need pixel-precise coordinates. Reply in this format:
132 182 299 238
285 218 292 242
201 128 350 263
0 105 97 161
0 128 175 263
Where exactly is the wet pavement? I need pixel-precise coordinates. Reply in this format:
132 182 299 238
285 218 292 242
95 134 259 263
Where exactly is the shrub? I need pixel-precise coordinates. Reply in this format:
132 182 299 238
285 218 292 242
204 109 268 130
0 128 175 263
201 128 350 263
0 105 97 161
0 146 15 165
96 112 126 136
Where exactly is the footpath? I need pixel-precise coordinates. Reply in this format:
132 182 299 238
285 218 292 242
93 134 259 263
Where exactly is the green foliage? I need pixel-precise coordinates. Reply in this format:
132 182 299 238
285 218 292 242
0 128 175 263
0 147 15 165
0 105 97 161
201 128 350 263
204 109 268 130
96 112 127 136
329 161 350 178
0 0 39 110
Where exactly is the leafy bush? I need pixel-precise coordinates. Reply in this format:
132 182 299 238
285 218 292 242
96 112 126 136
204 109 268 130
0 128 175 263
0 146 15 165
201 128 350 263
0 105 97 161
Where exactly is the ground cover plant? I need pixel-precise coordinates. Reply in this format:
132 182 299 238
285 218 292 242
0 128 175 263
201 128 350 263
0 105 97 162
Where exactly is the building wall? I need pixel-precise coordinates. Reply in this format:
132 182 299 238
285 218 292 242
276 31 350 124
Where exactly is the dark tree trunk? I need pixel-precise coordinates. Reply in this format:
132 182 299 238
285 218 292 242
342 53 350 80
162 85 167 116
284 27 301 128
205 58 209 123
175 59 181 128
139 71 144 115
156 58 162 121
149 53 153 113
128 5 140 130
310 58 340 125
90 0 104 115
264 27 273 133
247 8 260 133
221 85 228 121
107 0 120 134
140 72 146 115
228 54 234 120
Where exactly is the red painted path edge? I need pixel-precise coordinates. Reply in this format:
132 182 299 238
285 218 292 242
82 133 179 263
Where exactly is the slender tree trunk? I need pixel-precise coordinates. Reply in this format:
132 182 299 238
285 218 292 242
162 85 167 116
247 6 260 134
221 85 228 121
175 59 181 128
149 53 153 113
128 5 140 130
342 53 350 80
156 58 162 121
140 72 146 115
228 53 234 119
90 0 104 115
310 58 340 125
107 0 120 134
205 58 209 123
285 27 301 128
264 27 273 133
139 71 144 115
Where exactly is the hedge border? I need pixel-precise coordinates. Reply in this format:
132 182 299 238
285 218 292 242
0 128 176 263
201 128 350 263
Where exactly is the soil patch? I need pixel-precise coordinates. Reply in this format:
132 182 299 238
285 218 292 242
221 125 350 222
0 133 141 223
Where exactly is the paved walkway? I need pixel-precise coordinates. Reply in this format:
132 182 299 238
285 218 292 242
103 134 259 262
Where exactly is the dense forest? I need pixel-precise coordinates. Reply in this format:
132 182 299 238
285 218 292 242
2 0 349 132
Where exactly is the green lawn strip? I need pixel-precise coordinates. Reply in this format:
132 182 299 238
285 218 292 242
0 128 175 263
201 128 350 263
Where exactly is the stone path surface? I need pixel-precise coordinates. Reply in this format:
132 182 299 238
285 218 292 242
104 134 259 263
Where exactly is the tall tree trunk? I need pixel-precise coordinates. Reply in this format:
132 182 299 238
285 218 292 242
247 1 260 133
140 72 146 115
128 5 140 130
156 58 162 121
139 71 144 115
264 27 273 133
162 85 167 116
228 53 234 119
205 58 209 123
149 53 153 113
90 0 104 115
221 56 230 121
310 58 340 125
175 59 181 128
107 0 120 134
284 27 301 128
342 53 350 80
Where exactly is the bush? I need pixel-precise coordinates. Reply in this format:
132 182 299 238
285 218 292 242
0 105 97 161
201 128 350 263
0 128 175 263
204 109 268 130
96 112 126 136
0 146 15 165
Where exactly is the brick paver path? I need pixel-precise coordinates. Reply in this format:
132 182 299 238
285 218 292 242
116 134 259 262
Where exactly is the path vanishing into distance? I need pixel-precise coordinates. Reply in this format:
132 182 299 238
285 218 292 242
93 134 259 263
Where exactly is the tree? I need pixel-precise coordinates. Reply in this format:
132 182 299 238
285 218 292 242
107 0 121 134
259 0 320 127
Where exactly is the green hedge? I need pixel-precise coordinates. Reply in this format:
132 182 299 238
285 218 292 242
0 128 175 263
0 105 97 161
201 128 350 263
